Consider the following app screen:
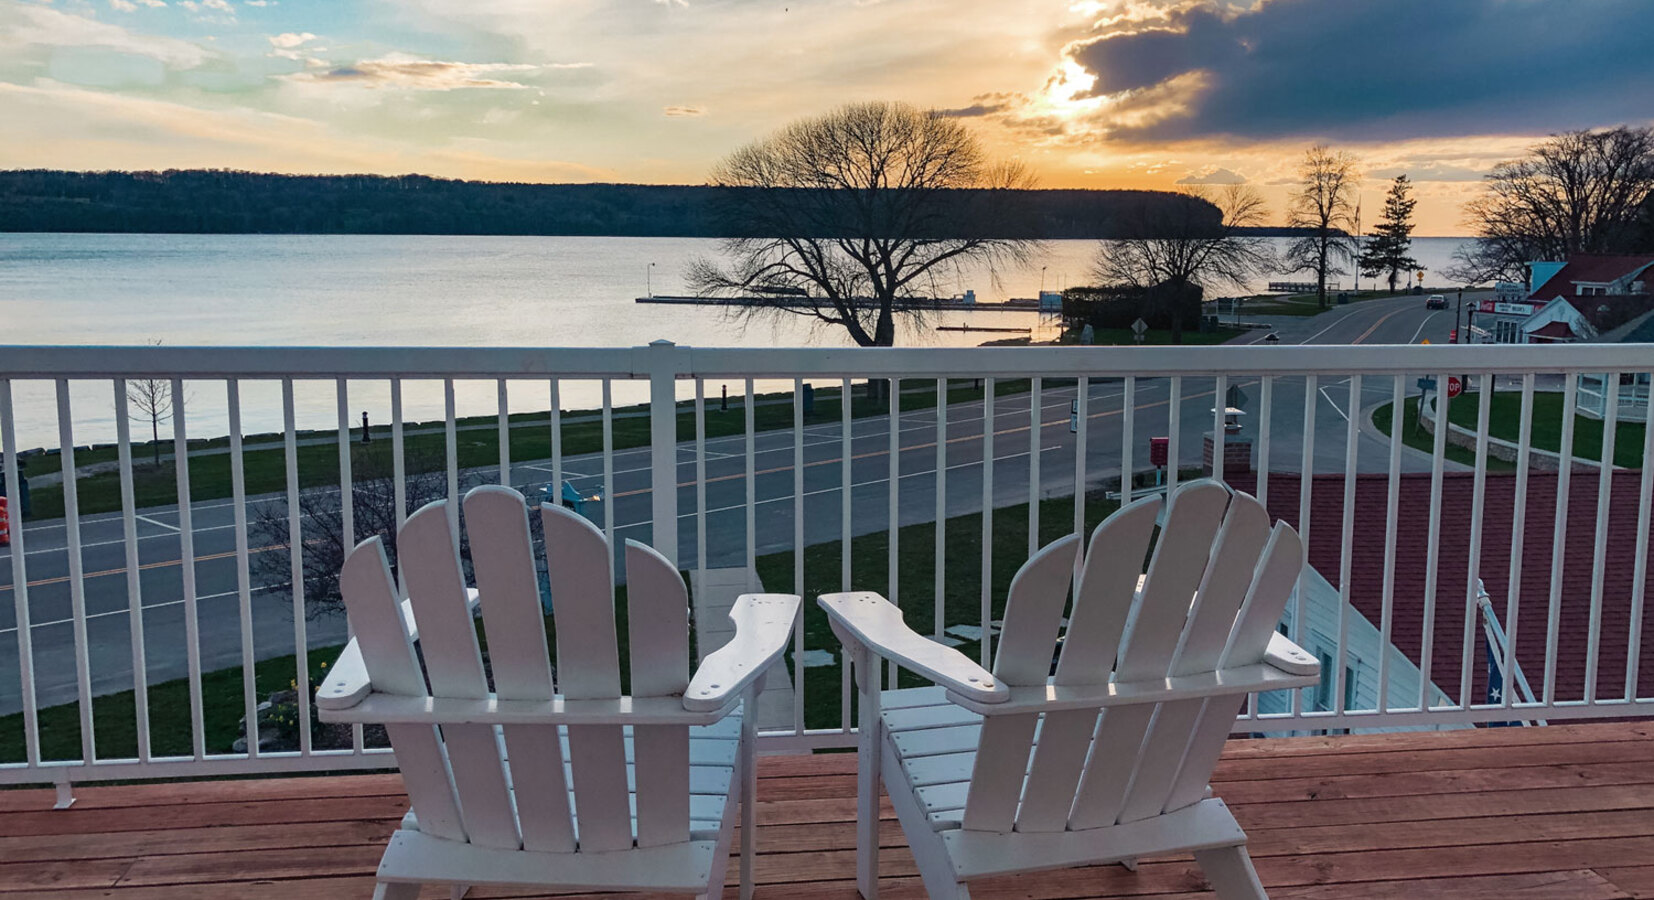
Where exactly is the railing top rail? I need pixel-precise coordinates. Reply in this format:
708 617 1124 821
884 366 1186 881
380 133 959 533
0 341 1648 380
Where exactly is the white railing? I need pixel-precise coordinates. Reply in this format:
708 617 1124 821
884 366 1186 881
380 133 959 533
2 342 1652 790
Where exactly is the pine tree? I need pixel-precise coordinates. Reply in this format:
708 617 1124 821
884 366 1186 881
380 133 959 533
1359 175 1420 293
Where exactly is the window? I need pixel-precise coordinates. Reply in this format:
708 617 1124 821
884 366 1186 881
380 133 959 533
1315 650 1357 712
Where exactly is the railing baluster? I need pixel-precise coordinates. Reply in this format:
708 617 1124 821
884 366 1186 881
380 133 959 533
55 380 95 762
794 378 806 732
228 380 258 758
173 378 205 759
1420 372 1450 711
1028 376 1041 554
1586 373 1619 703
337 379 362 752
1335 375 1359 716
932 378 943 639
1076 375 1090 599
1461 373 1492 709
602 380 615 566
498 379 511 486
391 378 406 530
1168 376 1182 496
844 376 855 734
1294 374 1316 717
980 377 995 666
1544 376 1578 704
1257 376 1272 508
1628 369 1654 701
1248 374 1271 720
887 377 899 689
1377 374 1404 714
0 380 38 766
696 380 707 581
283 379 311 755
1505 374 1535 711
444 380 459 542
745 378 756 583
113 380 150 761
1212 375 1228 483
550 379 562 517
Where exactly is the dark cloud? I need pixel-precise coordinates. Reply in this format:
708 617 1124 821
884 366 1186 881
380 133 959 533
1066 0 1654 143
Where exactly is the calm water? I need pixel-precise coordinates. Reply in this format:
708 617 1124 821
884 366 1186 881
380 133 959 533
0 233 1469 448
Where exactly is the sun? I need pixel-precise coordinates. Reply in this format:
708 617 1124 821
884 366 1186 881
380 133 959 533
1039 58 1107 118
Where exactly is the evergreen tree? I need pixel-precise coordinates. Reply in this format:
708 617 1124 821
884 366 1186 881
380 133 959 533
1359 175 1420 293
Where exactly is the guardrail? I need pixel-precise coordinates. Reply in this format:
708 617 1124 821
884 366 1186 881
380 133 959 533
2 342 1652 791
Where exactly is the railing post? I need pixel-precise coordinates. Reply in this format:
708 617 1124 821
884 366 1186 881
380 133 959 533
647 340 681 566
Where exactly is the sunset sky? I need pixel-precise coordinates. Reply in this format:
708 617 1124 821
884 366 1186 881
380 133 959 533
4 0 1652 234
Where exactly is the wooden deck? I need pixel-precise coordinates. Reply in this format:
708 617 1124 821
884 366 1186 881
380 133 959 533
4 721 1654 899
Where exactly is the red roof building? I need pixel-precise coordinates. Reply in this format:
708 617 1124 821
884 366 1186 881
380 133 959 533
1228 470 1654 707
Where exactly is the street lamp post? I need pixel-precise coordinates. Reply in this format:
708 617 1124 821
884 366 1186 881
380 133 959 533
1455 289 1463 343
647 262 656 298
1040 266 1047 294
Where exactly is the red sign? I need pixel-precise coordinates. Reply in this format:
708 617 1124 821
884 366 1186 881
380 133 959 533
1149 436 1169 468
1447 376 1464 399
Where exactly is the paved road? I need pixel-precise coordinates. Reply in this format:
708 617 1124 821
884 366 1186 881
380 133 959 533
0 291 1480 715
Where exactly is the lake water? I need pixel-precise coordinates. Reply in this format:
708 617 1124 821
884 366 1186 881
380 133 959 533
0 233 1470 448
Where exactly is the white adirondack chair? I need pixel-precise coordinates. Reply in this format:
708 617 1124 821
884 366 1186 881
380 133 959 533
820 479 1320 900
315 485 801 900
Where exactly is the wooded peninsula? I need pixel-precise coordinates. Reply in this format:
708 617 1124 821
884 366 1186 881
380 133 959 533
1 169 1227 238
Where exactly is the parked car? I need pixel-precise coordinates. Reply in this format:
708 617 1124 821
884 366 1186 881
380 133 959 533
1426 294 1448 309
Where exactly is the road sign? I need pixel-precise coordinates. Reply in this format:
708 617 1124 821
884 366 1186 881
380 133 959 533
1070 399 1079 434
1447 375 1463 398
1226 384 1247 409
1416 377 1437 392
1131 318 1148 344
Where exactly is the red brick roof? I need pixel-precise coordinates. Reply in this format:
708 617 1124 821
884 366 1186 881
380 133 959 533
1529 254 1654 301
1227 471 1654 706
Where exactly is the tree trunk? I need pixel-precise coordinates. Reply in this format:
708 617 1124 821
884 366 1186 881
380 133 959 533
1317 241 1330 309
151 416 160 467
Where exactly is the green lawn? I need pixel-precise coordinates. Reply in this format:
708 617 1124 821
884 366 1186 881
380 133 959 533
1444 391 1646 469
3 485 1136 764
1371 389 1647 470
22 378 1038 521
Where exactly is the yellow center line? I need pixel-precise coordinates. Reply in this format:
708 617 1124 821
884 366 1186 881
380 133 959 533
1351 305 1415 345
3 542 289 592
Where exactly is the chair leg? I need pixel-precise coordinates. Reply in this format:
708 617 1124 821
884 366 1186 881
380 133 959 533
741 684 760 900
1193 845 1268 900
371 882 421 900
854 644 882 900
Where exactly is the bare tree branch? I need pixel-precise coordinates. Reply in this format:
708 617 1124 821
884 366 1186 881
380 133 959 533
1282 146 1361 309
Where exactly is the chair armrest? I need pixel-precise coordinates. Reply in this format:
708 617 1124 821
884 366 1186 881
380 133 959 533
1263 631 1320 676
315 587 480 712
818 591 1008 705
684 593 802 712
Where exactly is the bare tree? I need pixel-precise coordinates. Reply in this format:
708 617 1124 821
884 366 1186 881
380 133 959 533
689 101 1039 349
1092 185 1272 342
126 377 172 467
251 449 496 619
1283 146 1361 308
1449 126 1654 284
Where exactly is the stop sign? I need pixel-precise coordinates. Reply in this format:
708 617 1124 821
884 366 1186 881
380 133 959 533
1447 375 1463 398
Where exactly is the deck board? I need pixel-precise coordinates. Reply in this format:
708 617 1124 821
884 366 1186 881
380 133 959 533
1 721 1652 898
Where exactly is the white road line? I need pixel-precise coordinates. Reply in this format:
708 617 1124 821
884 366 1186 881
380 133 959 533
0 584 284 634
1319 386 1350 423
1408 311 1441 345
136 514 180 533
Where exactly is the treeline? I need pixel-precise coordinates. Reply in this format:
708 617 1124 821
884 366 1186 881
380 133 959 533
0 169 1220 239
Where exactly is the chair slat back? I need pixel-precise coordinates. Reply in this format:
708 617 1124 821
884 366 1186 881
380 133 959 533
624 538 693 848
1112 492 1270 824
340 488 709 857
959 535 1079 831
542 504 634 851
1160 522 1302 813
465 487 574 852
1066 481 1230 829
397 502 520 849
1012 496 1161 832
946 480 1298 836
338 537 468 843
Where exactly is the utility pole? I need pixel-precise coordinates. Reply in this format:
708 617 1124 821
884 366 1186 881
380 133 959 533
647 262 656 298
